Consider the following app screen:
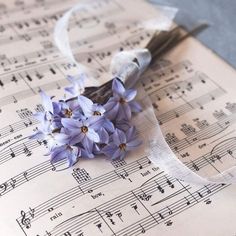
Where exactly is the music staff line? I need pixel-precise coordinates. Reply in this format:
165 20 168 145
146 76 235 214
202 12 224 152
0 159 67 197
0 1 232 235
1 25 117 67
0 117 36 140
0 0 73 15
49 175 179 235
148 72 208 102
16 157 153 228
0 0 116 27
0 116 231 199
157 88 226 124
169 111 236 152
0 28 150 87
185 137 236 172
0 9 64 32
0 62 66 88
0 112 232 198
17 141 231 233
0 26 148 80
0 78 69 111
113 184 227 236
0 33 152 112
0 2 122 47
142 60 193 88
44 178 227 236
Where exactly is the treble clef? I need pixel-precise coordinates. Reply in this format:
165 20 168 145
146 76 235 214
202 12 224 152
20 210 31 229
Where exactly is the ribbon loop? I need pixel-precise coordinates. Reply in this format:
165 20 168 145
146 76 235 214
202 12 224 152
110 49 152 88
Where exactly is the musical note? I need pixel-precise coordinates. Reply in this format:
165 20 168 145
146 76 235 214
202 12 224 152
23 144 32 156
139 224 146 233
158 212 165 220
138 190 152 201
156 182 165 193
167 206 173 215
166 177 174 188
10 148 15 158
165 220 173 226
95 221 103 232
191 161 199 171
23 172 29 181
185 197 191 206
0 1 235 236
131 203 139 215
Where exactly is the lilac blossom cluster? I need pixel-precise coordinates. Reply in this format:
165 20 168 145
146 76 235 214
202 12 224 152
30 77 142 166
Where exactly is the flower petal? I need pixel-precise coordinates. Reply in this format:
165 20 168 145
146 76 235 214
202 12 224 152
104 97 117 111
53 102 61 114
105 102 119 120
87 129 100 143
93 144 101 155
68 146 79 167
126 126 136 141
88 116 103 130
129 101 142 113
119 151 126 160
65 86 76 96
82 136 93 152
69 131 84 145
29 130 45 140
61 118 80 129
112 79 125 95
112 129 126 145
67 100 80 111
78 95 93 116
103 118 115 132
102 143 117 158
115 119 131 132
112 148 123 160
54 133 70 145
117 104 131 120
98 127 109 144
92 104 105 115
81 148 95 158
51 145 67 163
40 90 53 113
124 89 137 102
33 112 45 122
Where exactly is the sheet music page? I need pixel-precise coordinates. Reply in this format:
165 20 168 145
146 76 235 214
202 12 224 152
0 0 236 235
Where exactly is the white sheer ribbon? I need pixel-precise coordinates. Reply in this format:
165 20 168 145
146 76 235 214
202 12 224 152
53 2 236 185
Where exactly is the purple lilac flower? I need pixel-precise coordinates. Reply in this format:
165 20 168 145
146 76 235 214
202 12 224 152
33 91 62 130
51 144 80 167
30 76 142 166
65 75 85 97
78 96 105 117
102 126 141 160
61 116 101 152
58 100 82 119
104 79 142 121
30 121 70 151
77 95 114 140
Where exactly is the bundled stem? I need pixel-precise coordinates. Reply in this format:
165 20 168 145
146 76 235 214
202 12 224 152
81 24 208 104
